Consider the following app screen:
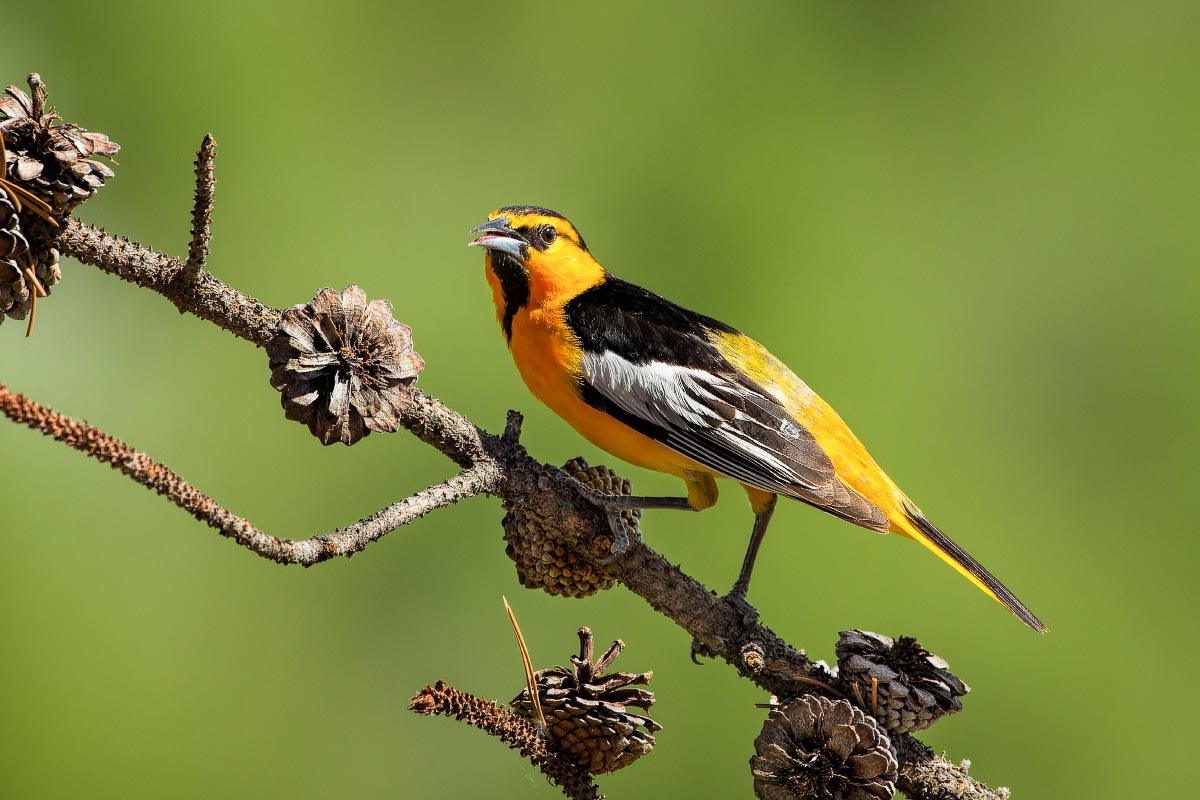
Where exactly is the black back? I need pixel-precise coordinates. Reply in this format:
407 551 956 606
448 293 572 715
563 275 739 372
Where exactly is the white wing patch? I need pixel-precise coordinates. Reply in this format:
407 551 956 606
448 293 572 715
581 350 839 499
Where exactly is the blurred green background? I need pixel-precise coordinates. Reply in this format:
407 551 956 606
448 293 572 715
3 2 1196 798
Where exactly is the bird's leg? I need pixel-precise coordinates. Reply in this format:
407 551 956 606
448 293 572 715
728 495 777 603
582 492 695 512
555 471 696 563
557 467 697 513
691 496 777 663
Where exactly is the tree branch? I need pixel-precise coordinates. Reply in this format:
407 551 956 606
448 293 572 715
41 216 1010 800
896 737 1010 800
0 381 498 565
410 681 602 800
57 218 279 345
185 134 216 275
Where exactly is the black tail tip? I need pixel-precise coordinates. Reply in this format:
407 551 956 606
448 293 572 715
908 511 1047 634
1022 610 1049 635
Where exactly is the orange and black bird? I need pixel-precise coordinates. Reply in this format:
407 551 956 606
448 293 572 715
469 206 1045 633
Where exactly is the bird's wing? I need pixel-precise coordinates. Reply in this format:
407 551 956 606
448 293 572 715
579 347 848 506
565 276 888 528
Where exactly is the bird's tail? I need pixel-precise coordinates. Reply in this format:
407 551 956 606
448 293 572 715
892 507 1046 633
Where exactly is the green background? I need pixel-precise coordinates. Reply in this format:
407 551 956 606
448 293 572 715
3 3 1196 798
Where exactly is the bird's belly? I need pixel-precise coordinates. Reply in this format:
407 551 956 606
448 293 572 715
508 311 704 479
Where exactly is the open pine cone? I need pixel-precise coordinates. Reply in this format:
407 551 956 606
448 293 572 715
751 695 897 800
1 73 120 331
835 629 970 734
511 627 659 775
502 456 635 597
267 285 424 445
1 74 119 214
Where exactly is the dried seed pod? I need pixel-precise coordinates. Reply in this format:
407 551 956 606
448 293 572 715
502 456 634 597
511 627 659 775
751 695 897 800
835 630 970 734
266 285 424 445
1 74 119 214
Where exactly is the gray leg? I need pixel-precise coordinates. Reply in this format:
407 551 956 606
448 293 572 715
566 473 696 512
728 496 777 602
691 497 777 664
563 474 697 564
587 493 695 512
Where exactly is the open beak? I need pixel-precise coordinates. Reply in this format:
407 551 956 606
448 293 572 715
468 216 528 259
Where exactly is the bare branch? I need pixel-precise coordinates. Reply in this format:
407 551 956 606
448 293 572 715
185 134 216 274
0 381 498 565
44 212 1012 799
57 218 279 345
897 737 1010 800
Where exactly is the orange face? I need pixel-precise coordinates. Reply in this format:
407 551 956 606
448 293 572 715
468 206 604 317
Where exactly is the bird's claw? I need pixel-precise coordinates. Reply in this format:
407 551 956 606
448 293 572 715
595 516 635 565
555 470 641 564
555 469 622 510
725 591 761 627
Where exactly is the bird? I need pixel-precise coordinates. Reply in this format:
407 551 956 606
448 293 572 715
468 205 1045 633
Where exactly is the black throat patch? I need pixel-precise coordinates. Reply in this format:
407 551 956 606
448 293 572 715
490 252 530 341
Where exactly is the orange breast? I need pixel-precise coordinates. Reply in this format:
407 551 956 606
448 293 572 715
506 303 703 478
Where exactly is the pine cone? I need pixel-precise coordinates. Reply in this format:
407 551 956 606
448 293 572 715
0 201 61 327
751 695 897 800
835 630 970 735
502 456 634 598
0 185 30 317
511 627 659 775
1 74 119 214
266 285 424 445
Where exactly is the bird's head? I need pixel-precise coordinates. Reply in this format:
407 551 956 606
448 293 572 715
469 206 602 338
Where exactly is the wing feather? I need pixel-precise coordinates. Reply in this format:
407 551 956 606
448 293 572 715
581 350 841 504
565 275 888 531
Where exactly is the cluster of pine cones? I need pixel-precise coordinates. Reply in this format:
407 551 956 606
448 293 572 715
1 73 119 329
749 630 972 800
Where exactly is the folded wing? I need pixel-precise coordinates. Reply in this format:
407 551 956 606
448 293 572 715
579 348 888 530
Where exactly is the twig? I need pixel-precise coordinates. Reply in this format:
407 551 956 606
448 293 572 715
57 218 279 345
410 681 601 800
896 737 1010 800
46 215 1011 800
0 382 499 566
185 134 216 274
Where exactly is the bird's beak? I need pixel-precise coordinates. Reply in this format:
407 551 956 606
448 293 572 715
468 216 528 259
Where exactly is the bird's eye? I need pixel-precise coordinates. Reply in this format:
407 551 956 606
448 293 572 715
540 226 558 246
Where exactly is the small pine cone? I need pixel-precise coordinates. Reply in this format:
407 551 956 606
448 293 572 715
835 630 970 735
266 285 424 445
502 456 635 598
0 185 31 323
1 74 120 213
751 695 897 800
512 627 660 775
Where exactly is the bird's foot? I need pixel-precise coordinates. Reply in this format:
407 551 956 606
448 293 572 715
553 470 642 564
726 591 761 627
690 590 761 664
